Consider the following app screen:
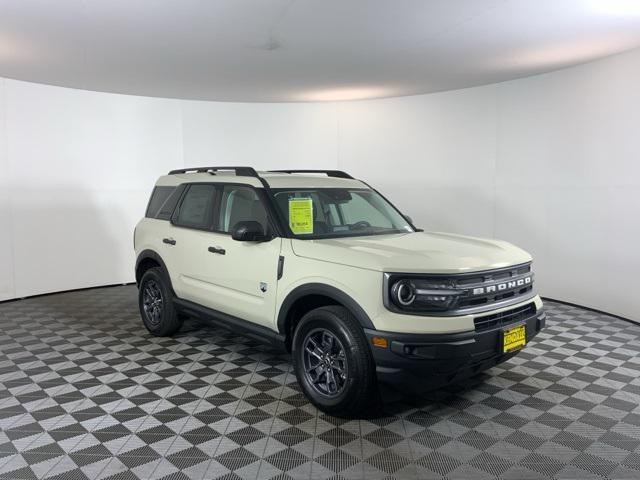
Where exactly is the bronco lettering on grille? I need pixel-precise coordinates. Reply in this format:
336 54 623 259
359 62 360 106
472 276 532 296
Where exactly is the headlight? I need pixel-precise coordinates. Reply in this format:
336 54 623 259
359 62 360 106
387 277 461 312
391 280 416 306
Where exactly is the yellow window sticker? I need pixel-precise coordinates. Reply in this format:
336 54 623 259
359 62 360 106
289 198 313 234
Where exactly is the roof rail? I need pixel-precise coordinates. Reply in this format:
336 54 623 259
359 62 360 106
268 169 354 179
168 166 259 177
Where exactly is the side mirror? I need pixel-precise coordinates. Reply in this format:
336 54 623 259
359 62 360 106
231 221 270 242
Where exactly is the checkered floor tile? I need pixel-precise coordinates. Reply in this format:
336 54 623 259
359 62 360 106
0 286 639 479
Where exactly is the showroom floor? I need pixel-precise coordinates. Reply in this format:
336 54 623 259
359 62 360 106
0 287 639 480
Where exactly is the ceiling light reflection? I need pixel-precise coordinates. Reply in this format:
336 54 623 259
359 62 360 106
495 37 635 70
0 35 36 63
296 87 395 102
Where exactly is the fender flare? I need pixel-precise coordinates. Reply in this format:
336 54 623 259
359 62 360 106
277 283 376 334
135 250 173 290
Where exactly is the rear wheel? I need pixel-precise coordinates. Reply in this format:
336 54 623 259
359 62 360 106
292 305 380 417
138 267 182 336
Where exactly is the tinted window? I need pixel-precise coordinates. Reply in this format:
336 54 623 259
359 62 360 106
175 184 217 229
218 186 268 233
146 186 175 218
156 185 186 221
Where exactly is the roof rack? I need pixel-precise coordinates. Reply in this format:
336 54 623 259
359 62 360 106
268 169 354 179
168 166 259 177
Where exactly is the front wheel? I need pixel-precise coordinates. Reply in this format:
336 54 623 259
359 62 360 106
292 305 380 417
138 267 183 336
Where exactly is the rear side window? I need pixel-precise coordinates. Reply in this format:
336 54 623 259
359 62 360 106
174 184 217 230
146 186 175 218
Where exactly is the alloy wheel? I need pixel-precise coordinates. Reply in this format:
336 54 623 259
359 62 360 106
302 328 348 397
142 279 163 326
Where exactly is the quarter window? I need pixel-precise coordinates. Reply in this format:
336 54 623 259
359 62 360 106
156 185 186 221
146 186 175 218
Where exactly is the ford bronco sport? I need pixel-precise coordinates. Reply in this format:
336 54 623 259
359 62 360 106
134 167 545 416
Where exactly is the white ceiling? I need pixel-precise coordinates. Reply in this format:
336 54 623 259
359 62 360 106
1 0 640 102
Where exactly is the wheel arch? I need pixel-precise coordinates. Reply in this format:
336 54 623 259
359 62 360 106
277 283 375 351
135 250 173 292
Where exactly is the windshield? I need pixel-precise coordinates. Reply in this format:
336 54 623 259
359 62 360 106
272 188 414 239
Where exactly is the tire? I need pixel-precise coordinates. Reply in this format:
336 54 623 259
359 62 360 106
138 267 183 336
292 305 380 417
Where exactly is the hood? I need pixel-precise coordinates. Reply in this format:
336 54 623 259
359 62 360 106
291 231 532 274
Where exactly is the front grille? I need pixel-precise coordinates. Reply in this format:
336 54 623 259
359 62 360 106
474 302 536 332
457 284 534 308
455 263 533 310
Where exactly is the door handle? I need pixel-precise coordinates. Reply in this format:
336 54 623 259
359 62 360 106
163 238 176 245
208 246 226 255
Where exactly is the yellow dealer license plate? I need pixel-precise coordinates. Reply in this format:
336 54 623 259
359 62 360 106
502 324 526 353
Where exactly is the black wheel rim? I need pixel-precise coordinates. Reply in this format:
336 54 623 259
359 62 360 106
302 328 348 397
142 279 163 327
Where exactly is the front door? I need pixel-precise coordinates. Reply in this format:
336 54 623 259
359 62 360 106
177 184 282 330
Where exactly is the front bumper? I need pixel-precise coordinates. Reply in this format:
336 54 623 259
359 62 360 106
364 306 546 391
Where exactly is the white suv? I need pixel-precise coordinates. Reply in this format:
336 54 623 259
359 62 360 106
134 167 545 416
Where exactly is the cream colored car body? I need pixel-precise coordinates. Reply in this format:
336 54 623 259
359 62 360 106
135 171 541 336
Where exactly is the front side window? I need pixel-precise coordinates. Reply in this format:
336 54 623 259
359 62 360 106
175 184 217 229
218 186 269 233
272 188 414 239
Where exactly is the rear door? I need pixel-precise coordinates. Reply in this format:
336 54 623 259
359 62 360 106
164 183 219 299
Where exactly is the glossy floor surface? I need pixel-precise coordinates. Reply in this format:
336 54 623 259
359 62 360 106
0 286 639 479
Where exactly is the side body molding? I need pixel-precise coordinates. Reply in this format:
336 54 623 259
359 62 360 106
277 283 376 334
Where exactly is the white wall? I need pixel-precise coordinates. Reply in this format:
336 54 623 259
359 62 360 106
0 79 183 300
0 80 13 301
0 47 638 321
494 51 640 322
